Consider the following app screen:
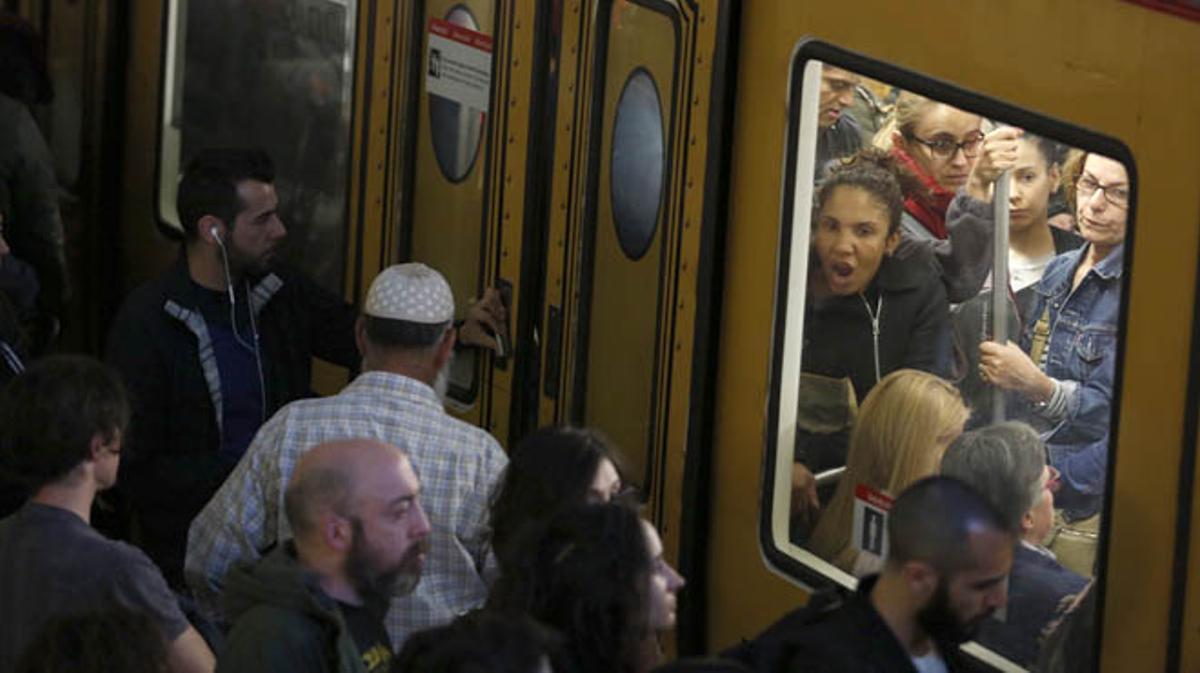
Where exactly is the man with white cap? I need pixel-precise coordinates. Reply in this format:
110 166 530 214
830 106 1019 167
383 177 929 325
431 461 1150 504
186 263 508 648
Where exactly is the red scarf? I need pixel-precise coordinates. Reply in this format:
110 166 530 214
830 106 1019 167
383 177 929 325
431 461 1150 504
891 147 955 240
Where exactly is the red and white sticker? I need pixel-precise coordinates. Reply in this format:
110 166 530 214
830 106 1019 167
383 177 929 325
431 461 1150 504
426 17 493 112
851 484 894 559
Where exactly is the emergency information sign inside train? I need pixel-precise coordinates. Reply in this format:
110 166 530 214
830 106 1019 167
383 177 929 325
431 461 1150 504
426 17 493 112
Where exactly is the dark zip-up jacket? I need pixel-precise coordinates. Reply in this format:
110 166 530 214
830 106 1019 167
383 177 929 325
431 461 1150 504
106 253 357 586
725 576 972 673
802 244 951 405
796 246 950 472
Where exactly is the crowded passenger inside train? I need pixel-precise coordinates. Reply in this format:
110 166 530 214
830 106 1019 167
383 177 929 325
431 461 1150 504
0 8 1125 672
767 58 1124 671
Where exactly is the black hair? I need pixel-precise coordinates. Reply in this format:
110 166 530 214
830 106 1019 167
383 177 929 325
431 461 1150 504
14 609 167 673
490 426 627 563
176 148 275 240
887 475 1015 574
816 148 929 236
363 316 452 350
1022 133 1065 169
0 355 129 492
488 503 652 673
395 611 563 673
940 422 1047 533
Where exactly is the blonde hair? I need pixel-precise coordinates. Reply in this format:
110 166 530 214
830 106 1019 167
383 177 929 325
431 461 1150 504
871 91 937 151
806 369 969 574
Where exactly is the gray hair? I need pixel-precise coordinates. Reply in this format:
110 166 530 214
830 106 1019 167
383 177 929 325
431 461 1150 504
940 421 1047 532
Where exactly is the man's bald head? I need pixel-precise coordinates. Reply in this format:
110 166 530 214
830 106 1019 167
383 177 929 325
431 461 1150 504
886 476 1015 574
284 438 412 540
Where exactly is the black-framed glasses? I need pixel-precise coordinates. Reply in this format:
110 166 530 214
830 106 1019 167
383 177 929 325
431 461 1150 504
904 131 985 159
1076 173 1129 209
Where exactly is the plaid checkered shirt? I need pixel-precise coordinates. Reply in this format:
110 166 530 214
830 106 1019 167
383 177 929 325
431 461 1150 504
185 371 507 647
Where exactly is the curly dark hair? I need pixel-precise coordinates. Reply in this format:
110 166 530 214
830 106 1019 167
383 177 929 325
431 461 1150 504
488 503 651 673
816 148 929 236
490 426 627 563
395 611 563 673
14 609 168 673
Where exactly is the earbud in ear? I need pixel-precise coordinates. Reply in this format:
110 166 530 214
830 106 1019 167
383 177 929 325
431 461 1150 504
211 226 223 245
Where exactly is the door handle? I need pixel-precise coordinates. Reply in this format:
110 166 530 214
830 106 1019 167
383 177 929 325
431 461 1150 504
494 278 513 370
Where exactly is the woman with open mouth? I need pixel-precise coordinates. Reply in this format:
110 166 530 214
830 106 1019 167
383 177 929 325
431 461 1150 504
790 149 952 536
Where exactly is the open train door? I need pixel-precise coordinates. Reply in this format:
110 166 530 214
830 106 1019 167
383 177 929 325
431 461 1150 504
535 0 734 651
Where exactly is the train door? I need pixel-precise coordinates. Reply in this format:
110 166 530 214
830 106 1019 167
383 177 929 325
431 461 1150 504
535 0 730 645
401 0 500 430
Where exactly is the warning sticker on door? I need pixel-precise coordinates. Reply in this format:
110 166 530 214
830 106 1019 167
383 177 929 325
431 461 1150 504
426 17 493 112
851 484 894 560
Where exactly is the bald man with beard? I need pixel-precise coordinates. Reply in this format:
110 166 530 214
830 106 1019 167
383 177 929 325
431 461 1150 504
217 439 431 673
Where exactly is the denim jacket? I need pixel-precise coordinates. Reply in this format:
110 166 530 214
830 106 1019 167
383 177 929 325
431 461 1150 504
1021 243 1124 518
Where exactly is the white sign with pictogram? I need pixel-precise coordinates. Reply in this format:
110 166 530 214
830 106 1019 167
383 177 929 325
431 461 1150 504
426 17 493 112
852 484 894 559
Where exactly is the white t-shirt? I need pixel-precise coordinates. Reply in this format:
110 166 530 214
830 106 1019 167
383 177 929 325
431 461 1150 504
1009 247 1056 293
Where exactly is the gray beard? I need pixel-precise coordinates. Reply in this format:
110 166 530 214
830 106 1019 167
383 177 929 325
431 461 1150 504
433 353 453 402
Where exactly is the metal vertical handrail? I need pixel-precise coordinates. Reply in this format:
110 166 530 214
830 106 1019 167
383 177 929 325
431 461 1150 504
991 170 1011 423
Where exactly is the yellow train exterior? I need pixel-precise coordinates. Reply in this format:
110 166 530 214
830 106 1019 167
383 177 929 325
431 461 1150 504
16 0 1200 671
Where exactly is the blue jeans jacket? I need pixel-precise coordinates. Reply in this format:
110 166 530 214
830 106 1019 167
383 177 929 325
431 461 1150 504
1020 243 1124 519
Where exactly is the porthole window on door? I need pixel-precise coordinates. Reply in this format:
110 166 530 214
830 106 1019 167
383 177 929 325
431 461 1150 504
609 67 665 261
429 4 486 182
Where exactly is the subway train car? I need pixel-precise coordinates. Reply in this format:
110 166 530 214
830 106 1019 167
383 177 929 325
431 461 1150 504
9 0 1200 670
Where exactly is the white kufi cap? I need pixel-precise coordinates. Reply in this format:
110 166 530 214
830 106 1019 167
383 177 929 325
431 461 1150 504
364 263 455 324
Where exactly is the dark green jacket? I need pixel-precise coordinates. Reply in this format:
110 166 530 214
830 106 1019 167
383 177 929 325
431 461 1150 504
217 543 382 673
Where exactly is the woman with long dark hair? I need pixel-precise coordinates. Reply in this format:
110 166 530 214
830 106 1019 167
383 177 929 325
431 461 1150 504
489 426 626 563
489 504 684 673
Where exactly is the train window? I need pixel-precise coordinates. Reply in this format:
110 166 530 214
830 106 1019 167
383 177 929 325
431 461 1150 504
609 68 665 261
429 4 485 183
762 41 1135 671
156 0 357 294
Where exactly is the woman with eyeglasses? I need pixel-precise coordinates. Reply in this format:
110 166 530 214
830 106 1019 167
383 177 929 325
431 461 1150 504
978 153 1129 522
941 422 1089 666
874 92 1006 302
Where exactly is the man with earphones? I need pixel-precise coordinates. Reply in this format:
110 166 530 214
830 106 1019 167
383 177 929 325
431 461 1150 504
105 148 362 590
